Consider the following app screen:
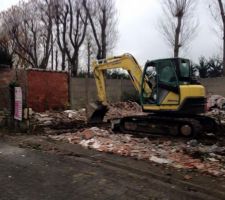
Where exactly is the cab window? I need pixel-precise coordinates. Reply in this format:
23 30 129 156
180 60 190 78
157 60 178 87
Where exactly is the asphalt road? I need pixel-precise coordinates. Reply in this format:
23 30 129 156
0 140 224 200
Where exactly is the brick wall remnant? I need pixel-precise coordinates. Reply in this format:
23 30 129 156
27 70 69 112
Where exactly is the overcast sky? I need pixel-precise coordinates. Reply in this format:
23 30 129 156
0 0 222 66
115 0 221 65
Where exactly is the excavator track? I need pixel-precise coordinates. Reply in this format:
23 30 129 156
112 114 217 138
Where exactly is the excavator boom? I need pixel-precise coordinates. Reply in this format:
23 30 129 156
88 54 151 123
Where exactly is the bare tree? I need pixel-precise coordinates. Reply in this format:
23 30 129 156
1 0 54 69
159 0 198 57
55 0 87 76
0 28 14 60
86 36 92 77
210 0 225 76
67 0 88 76
0 0 117 72
83 0 117 59
0 6 27 67
37 0 54 69
84 32 95 77
54 0 68 71
0 31 13 67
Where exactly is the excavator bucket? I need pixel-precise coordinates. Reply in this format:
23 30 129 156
87 102 109 123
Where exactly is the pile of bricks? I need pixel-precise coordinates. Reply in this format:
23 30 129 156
207 95 225 111
105 101 144 120
31 101 143 128
31 109 87 129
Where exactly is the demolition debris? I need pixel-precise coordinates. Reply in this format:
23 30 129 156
104 101 144 121
30 101 144 132
27 101 225 177
49 127 225 177
207 95 225 111
31 99 225 129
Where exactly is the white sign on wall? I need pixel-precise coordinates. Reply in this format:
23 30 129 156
14 87 23 121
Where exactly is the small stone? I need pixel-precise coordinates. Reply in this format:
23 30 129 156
207 157 219 162
68 113 73 118
68 136 80 144
188 139 198 147
149 156 172 164
43 120 52 126
171 148 177 153
82 129 95 140
209 153 216 157
184 175 192 180
172 164 184 169
194 163 205 170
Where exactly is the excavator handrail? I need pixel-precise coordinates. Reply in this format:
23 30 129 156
92 53 152 105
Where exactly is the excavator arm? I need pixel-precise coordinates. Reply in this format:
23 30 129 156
92 53 152 104
88 53 152 123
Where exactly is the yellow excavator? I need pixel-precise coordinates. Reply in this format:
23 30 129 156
89 54 216 137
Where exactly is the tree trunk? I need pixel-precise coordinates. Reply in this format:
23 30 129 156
174 16 182 57
51 33 54 70
223 27 225 76
61 52 66 71
51 51 54 70
101 31 107 59
87 40 91 78
101 10 107 59
97 49 102 60
55 50 58 71
217 0 225 76
71 52 79 77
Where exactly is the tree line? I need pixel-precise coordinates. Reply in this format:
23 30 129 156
0 0 117 77
1 0 225 78
159 0 225 77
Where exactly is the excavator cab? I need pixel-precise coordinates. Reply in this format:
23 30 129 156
141 58 205 114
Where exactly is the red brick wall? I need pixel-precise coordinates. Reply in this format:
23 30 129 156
27 70 69 112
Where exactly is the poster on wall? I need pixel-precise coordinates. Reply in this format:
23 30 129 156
14 87 23 121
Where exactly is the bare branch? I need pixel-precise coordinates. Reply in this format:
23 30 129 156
83 0 118 59
210 0 225 76
159 0 198 57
